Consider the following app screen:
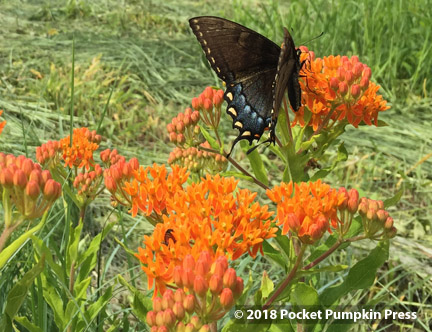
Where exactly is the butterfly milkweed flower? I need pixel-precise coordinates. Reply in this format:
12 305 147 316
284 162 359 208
123 163 189 218
167 107 201 147
294 48 390 130
136 175 276 296
267 180 348 244
59 127 101 170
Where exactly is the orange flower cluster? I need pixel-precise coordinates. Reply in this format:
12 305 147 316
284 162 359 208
191 86 224 129
123 164 189 218
0 153 61 224
294 48 390 130
100 148 126 167
267 180 347 244
146 252 243 330
0 110 6 135
136 174 276 295
358 197 396 239
168 141 227 173
59 128 101 170
167 107 200 146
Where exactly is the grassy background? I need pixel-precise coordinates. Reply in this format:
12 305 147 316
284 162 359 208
0 0 431 330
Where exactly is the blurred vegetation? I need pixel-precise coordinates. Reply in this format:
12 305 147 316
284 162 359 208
0 0 431 330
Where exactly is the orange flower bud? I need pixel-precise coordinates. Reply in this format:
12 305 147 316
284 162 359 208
190 315 202 329
353 63 364 78
337 67 346 81
350 84 361 98
173 301 185 320
209 274 223 295
162 308 176 327
191 97 200 110
385 226 397 238
166 123 174 133
182 268 195 289
191 111 200 124
233 277 244 298
330 77 339 91
212 256 228 277
176 121 184 133
220 288 234 308
0 168 13 187
203 98 213 112
338 81 348 95
174 288 185 302
199 325 211 332
155 311 164 327
41 170 52 184
376 209 389 223
43 179 61 201
21 159 34 176
193 275 208 297
345 71 354 84
184 114 191 126
223 268 237 289
162 289 174 310
13 169 28 188
363 66 372 80
213 90 224 106
384 216 394 229
360 75 369 90
176 134 185 144
183 294 195 313
26 180 40 199
100 149 110 162
153 297 163 312
183 254 195 270
347 189 359 213
203 86 214 100
146 311 157 326
104 176 117 192
367 208 377 221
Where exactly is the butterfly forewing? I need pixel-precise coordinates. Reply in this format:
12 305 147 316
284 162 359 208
189 16 302 155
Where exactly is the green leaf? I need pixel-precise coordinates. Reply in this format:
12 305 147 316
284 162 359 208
74 277 91 300
2 257 45 331
41 273 66 330
200 126 220 151
66 222 83 274
310 142 348 181
0 214 48 269
244 143 269 185
383 186 404 208
319 241 389 306
31 235 65 283
14 316 43 332
260 271 274 299
262 241 286 270
291 283 319 307
117 275 152 322
85 286 113 322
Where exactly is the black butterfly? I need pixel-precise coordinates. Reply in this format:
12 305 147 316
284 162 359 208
189 16 302 157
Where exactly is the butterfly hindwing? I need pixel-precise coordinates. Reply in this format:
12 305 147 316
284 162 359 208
189 16 302 155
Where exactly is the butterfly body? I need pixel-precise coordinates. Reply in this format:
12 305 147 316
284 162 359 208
189 16 301 156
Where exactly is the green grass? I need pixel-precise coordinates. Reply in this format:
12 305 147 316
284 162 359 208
0 0 431 331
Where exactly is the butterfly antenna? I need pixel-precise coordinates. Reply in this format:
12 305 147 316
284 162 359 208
300 32 325 46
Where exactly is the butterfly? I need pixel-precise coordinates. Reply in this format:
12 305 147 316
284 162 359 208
189 16 302 157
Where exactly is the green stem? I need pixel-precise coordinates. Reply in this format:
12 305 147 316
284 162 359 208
263 244 307 309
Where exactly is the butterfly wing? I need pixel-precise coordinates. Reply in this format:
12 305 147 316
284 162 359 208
269 28 302 141
189 16 282 153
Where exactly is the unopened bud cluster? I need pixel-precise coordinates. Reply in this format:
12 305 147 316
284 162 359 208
358 197 396 239
0 153 61 225
103 157 139 207
328 55 371 102
167 108 200 147
100 148 126 167
147 252 244 330
73 164 103 206
168 142 227 174
191 87 224 129
36 140 62 168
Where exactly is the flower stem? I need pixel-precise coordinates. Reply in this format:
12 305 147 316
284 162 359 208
263 244 307 309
